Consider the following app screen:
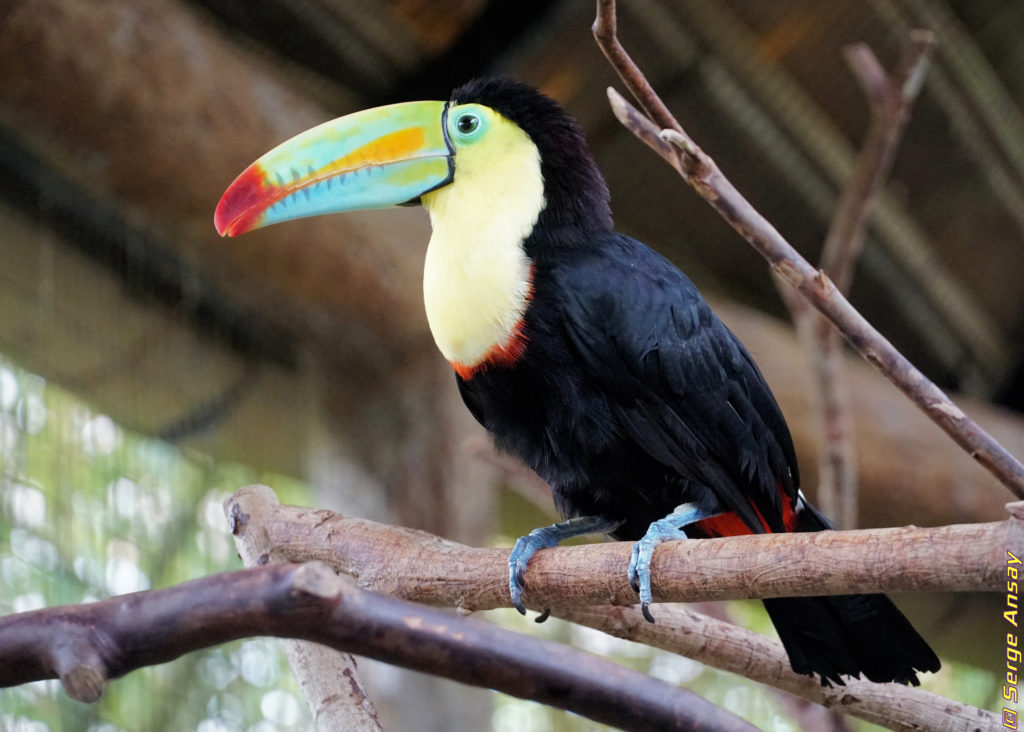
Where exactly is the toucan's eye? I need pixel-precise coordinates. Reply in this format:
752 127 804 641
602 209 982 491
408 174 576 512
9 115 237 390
456 113 480 136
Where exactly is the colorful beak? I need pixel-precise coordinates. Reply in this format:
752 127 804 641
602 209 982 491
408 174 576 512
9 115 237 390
214 101 453 237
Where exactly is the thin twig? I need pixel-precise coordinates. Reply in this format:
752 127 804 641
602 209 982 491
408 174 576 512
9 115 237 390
603 82 1024 501
805 326 858 527
790 32 936 528
594 0 1024 501
592 0 681 132
822 32 935 291
0 562 757 732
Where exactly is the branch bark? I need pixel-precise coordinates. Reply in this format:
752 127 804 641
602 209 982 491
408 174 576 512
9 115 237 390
225 486 1007 613
0 562 757 732
225 485 1008 732
784 32 936 529
227 483 381 731
558 604 994 732
592 0 1024 501
2 486 1009 731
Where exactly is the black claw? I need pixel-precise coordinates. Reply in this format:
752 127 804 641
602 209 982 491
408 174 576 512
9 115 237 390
534 608 551 623
514 598 527 615
629 575 640 594
641 602 656 624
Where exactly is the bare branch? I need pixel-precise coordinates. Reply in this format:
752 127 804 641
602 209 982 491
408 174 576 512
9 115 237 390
594 0 1024 501
823 32 935 293
592 0 679 131
226 486 1006 613
226 486 1008 731
558 604 997 732
790 32 936 528
844 44 889 107
801 320 859 526
0 562 757 732
6 487 1005 730
226 483 381 731
606 84 1024 502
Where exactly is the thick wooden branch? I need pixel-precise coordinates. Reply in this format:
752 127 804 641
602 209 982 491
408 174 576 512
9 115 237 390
593 0 1024 501
0 562 756 732
227 485 380 731
226 486 1006 614
227 486 1009 731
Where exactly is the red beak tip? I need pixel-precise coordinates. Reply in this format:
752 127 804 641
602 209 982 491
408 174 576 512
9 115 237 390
214 164 273 238
213 213 231 237
215 221 243 238
213 196 248 238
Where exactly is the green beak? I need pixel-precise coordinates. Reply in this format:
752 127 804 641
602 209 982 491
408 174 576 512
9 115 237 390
214 100 452 237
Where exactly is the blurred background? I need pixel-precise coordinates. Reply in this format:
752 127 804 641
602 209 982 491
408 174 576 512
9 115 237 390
0 0 1020 729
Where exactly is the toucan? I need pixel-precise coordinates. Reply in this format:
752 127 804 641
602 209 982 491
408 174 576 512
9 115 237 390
215 77 940 686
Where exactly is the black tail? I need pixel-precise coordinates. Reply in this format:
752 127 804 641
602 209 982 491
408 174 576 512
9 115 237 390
763 500 941 686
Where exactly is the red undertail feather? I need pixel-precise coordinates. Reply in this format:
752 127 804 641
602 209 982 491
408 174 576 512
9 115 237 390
694 483 797 537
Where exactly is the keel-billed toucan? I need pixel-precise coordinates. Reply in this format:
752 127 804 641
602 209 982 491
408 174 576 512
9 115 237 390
215 77 939 686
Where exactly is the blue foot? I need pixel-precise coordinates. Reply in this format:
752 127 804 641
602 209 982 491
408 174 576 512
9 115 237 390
509 515 620 616
628 503 718 623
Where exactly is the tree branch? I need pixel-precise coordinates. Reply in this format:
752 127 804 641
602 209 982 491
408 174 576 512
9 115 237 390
225 486 1006 613
604 83 1024 503
225 486 1007 731
786 32 936 529
593 0 1024 501
3 487 1008 731
227 483 381 731
0 562 757 732
558 604 995 732
822 33 935 292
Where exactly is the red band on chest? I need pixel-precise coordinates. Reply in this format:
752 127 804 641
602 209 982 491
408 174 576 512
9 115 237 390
451 320 529 380
451 264 535 381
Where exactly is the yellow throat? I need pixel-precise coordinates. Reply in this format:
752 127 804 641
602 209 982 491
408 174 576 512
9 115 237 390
421 105 545 372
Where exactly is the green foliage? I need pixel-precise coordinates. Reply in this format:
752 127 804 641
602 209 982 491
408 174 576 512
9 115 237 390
0 356 312 731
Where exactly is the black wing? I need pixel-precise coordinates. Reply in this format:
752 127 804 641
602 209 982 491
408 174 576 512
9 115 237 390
552 233 798 533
